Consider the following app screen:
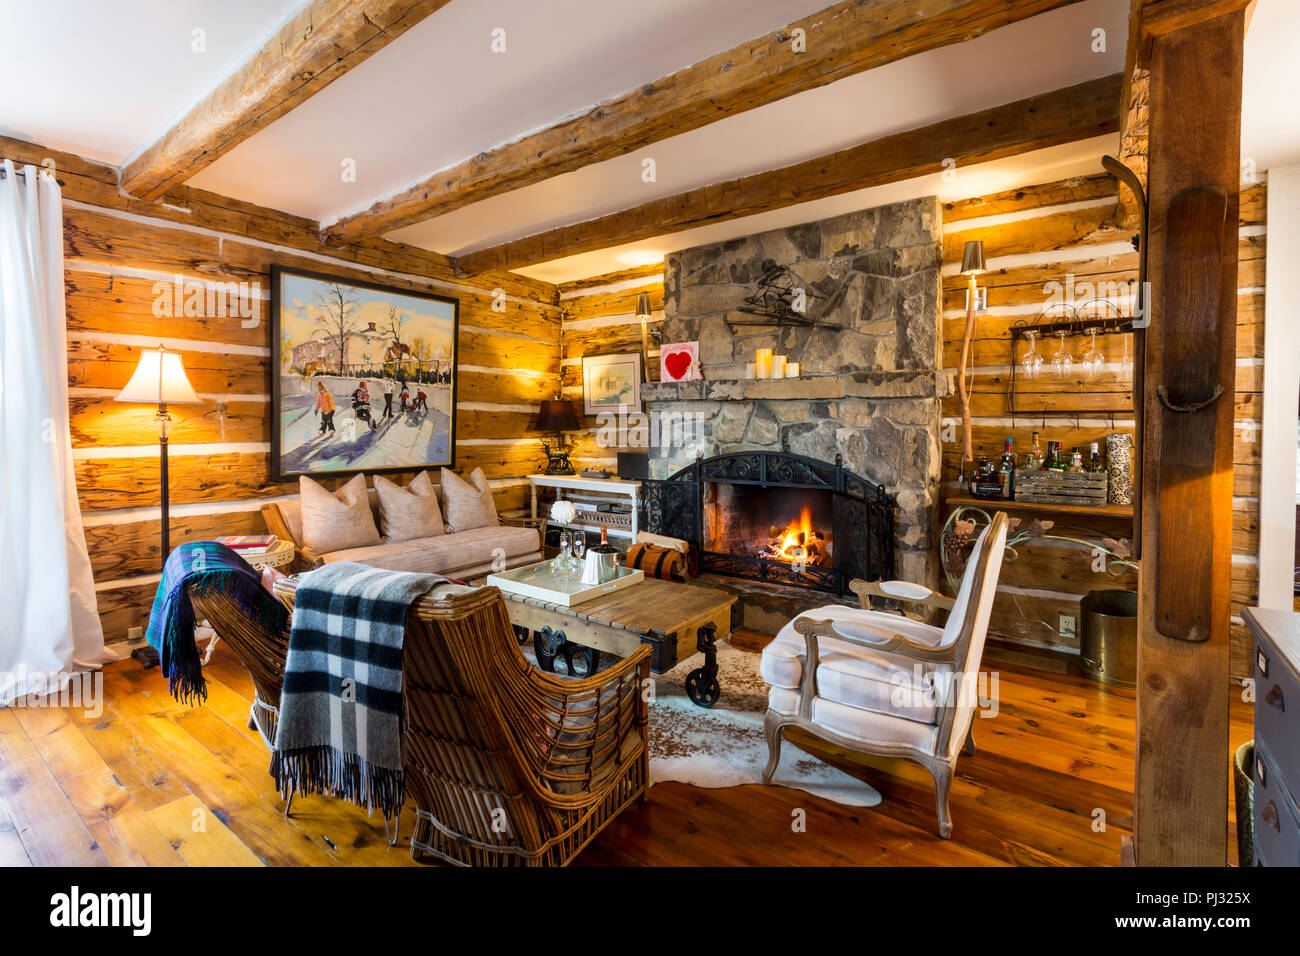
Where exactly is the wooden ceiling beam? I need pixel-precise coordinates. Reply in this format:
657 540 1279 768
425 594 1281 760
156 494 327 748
120 0 454 200
321 0 1088 244
455 73 1123 276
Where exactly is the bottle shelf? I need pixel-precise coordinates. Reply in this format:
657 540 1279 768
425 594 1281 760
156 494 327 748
943 494 1134 520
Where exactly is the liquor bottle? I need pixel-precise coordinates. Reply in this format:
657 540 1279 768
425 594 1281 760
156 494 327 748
1088 441 1102 473
591 526 617 554
999 438 1016 499
1024 431 1043 471
1069 448 1085 473
1046 441 1063 471
970 457 991 495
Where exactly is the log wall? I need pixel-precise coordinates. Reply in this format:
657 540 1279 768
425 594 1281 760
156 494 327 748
941 173 1265 677
1 137 562 642
557 264 663 470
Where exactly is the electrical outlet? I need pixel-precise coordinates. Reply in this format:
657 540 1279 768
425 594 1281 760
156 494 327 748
1058 614 1077 640
127 626 144 643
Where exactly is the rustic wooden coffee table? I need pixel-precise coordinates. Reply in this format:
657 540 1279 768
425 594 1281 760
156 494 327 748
492 574 736 708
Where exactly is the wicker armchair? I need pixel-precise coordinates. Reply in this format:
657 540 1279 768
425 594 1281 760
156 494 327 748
272 578 651 866
188 587 290 748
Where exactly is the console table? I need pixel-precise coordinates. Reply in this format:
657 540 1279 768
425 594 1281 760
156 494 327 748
528 473 641 542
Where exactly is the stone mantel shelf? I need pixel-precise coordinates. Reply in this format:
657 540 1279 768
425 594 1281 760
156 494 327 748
642 369 951 404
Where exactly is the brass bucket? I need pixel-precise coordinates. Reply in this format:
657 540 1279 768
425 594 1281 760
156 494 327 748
1080 589 1137 688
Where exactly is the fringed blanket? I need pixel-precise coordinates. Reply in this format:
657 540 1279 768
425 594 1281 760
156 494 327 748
145 541 286 705
270 562 437 819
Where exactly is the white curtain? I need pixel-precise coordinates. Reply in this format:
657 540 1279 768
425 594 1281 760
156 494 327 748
0 160 108 704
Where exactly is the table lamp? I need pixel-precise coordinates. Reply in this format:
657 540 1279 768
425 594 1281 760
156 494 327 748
534 399 580 475
114 346 202 570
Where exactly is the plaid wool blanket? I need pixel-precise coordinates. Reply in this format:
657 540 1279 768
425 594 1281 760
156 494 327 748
270 562 438 819
145 541 287 705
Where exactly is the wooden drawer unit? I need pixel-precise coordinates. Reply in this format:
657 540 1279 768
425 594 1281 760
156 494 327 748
1244 607 1300 867
1254 740 1300 867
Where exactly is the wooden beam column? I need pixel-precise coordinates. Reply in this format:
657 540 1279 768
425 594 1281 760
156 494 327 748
1135 0 1249 866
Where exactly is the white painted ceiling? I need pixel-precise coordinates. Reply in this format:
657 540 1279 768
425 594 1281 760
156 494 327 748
0 0 302 164
1 0 1297 285
1242 0 1300 175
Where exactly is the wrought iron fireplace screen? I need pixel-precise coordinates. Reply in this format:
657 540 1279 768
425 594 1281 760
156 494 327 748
639 451 895 595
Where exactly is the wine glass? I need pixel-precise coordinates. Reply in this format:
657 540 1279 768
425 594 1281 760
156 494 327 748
1021 330 1044 380
1051 331 1073 379
1081 327 1105 379
572 533 586 573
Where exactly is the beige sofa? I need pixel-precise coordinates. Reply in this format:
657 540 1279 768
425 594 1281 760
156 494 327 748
261 490 542 580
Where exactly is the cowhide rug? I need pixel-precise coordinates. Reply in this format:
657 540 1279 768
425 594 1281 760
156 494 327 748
526 638 881 809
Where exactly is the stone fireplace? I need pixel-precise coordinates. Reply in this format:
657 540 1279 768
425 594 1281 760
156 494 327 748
641 197 946 601
641 450 894 597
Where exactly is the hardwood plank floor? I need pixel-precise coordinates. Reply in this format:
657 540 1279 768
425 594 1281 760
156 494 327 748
0 638 1254 866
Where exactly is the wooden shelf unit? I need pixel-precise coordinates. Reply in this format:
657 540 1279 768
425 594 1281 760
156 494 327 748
943 494 1134 521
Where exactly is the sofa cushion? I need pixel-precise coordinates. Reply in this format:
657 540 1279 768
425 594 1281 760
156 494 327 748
440 466 498 532
760 607 948 725
374 471 444 544
299 474 380 553
322 524 539 575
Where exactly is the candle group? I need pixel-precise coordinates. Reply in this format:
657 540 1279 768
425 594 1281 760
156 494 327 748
752 349 799 379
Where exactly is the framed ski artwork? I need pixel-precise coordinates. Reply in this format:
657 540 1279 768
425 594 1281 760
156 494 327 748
270 265 459 481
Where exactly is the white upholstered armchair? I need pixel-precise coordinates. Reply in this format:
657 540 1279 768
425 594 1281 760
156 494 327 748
760 512 1009 838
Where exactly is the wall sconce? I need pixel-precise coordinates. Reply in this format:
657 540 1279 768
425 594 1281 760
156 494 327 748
957 240 986 475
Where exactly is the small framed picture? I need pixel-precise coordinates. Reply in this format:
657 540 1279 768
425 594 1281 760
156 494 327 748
581 351 642 416
660 341 701 382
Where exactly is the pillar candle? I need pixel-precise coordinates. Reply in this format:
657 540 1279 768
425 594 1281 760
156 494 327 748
785 362 800 377
772 355 787 378
754 348 773 379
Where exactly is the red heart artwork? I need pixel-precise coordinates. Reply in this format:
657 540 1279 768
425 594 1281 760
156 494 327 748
663 349 693 381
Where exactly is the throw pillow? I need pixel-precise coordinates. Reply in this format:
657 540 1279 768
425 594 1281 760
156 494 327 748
439 466 499 532
374 471 444 543
299 474 380 553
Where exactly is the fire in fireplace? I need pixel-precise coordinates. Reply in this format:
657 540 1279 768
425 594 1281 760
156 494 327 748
761 507 829 567
640 452 894 596
703 483 833 577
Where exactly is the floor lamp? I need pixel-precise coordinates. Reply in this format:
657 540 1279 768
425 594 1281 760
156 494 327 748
114 346 202 570
956 240 986 481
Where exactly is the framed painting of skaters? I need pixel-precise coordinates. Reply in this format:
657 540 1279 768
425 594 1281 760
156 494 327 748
270 265 459 481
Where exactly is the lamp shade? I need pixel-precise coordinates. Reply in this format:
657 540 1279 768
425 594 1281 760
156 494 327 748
114 347 201 405
534 399 580 432
635 291 652 319
960 240 986 276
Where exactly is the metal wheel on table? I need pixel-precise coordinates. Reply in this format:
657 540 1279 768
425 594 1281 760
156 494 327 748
533 626 565 672
564 644 599 678
685 669 720 708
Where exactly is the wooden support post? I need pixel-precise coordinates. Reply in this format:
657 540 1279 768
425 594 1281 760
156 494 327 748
1135 0 1248 866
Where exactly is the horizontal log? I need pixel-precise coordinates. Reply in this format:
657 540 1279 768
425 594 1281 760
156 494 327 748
563 284 664 324
66 272 270 349
943 174 1118 223
943 203 1130 263
68 339 268 394
75 443 545 512
70 396 269 447
84 510 267 580
460 74 1124 274
557 264 665 296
